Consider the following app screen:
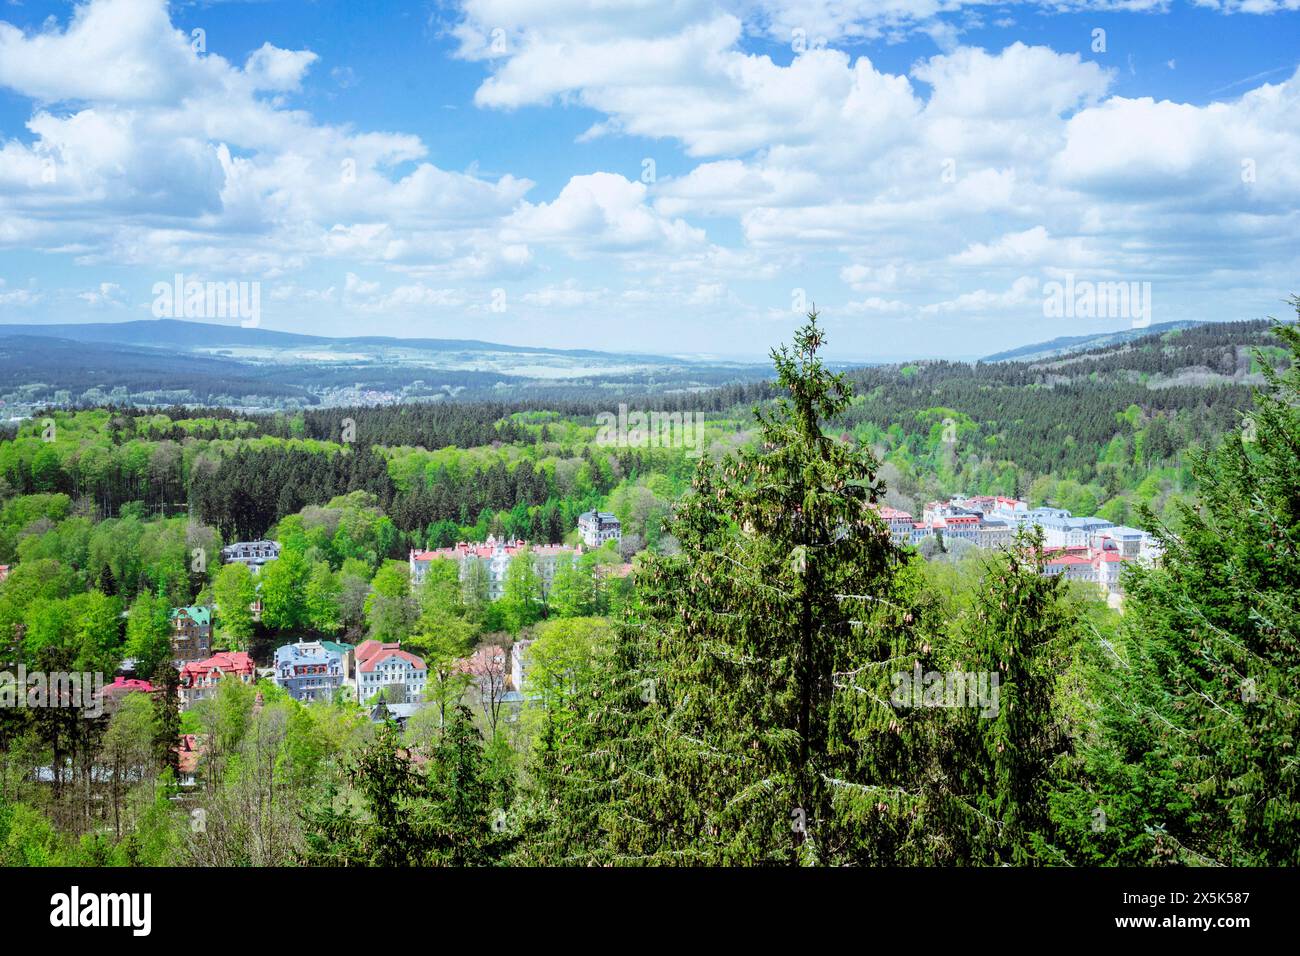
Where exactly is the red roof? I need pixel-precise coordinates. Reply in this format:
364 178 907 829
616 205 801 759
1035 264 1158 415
177 734 204 775
179 651 255 686
356 641 426 673
103 676 156 696
411 539 580 562
455 645 506 676
873 505 914 521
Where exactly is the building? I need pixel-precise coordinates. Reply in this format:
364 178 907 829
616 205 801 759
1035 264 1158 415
274 641 347 703
977 518 1013 550
220 540 281 572
935 513 980 543
1036 515 1115 550
509 638 534 694
170 606 213 664
178 651 256 709
1041 549 1097 584
869 505 916 548
368 701 421 726
578 510 622 548
99 676 157 715
176 734 204 788
1095 525 1147 558
354 640 427 705
410 535 582 601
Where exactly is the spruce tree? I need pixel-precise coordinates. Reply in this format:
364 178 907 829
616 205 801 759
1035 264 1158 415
1053 300 1300 865
615 312 920 864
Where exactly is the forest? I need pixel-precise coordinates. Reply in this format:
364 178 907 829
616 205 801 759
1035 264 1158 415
0 306 1295 866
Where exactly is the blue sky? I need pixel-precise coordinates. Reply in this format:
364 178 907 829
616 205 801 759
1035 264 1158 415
0 0 1297 360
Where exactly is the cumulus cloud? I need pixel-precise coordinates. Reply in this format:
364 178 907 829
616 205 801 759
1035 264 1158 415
0 0 1295 353
0 0 538 285
504 173 705 253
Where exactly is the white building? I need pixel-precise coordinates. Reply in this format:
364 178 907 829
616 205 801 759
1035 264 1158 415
578 511 622 548
410 536 581 600
353 640 427 704
1095 525 1146 558
869 505 916 547
220 539 280 572
977 519 1013 550
510 638 534 694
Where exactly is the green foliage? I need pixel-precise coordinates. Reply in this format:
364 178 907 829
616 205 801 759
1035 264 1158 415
1050 302 1300 866
212 562 256 647
498 549 542 635
260 548 311 631
125 592 173 679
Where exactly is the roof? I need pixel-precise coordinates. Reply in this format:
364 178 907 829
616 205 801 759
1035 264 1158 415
456 645 507 676
1102 525 1146 537
579 510 619 521
870 504 914 521
369 702 421 721
275 641 344 667
102 676 156 697
180 651 255 684
356 640 426 673
1045 554 1093 566
412 536 581 563
177 734 204 775
170 605 212 627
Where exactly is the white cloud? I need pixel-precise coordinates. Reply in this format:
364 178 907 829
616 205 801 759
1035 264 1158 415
520 281 608 308
504 173 705 253
919 275 1039 314
77 282 127 307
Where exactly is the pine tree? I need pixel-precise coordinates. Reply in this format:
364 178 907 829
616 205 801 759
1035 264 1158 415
427 704 512 865
921 529 1077 865
1054 300 1300 865
150 662 181 780
514 609 659 865
613 312 920 864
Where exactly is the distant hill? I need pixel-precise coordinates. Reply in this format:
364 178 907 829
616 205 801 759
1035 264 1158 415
0 319 772 411
981 320 1207 362
0 319 682 363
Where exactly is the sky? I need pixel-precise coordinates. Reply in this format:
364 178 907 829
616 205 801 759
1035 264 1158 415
0 0 1296 361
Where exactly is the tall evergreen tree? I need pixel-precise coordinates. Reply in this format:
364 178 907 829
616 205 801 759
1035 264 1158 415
1052 301 1300 865
613 312 920 864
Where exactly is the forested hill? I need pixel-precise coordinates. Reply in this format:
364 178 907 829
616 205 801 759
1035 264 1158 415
830 318 1289 527
0 319 771 411
980 319 1204 361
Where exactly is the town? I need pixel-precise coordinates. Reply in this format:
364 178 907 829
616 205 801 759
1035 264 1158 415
80 493 1161 769
74 508 632 778
872 494 1162 607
